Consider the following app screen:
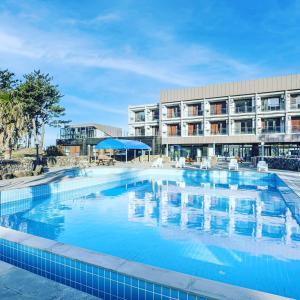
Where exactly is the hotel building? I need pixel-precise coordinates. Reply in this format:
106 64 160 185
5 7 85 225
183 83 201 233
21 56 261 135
128 74 300 160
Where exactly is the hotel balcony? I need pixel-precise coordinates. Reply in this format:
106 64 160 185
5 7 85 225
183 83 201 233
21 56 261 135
187 104 203 117
261 97 285 112
135 111 145 122
291 103 300 110
135 127 145 136
291 125 300 133
261 126 285 134
167 105 181 119
210 128 228 135
234 127 255 134
167 124 181 137
210 103 227 115
235 105 255 114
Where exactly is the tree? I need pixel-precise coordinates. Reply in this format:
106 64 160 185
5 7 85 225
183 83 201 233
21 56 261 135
0 69 18 91
16 70 66 149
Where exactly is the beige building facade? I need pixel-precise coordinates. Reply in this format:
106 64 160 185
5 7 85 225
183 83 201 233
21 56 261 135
129 74 300 160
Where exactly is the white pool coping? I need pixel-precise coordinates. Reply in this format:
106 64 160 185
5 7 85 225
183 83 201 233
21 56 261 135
0 226 292 300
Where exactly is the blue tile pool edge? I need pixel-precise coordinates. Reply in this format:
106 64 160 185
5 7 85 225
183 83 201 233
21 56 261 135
0 226 291 300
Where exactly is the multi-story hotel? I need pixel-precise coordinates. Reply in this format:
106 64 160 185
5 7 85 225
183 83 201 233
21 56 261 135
128 74 300 160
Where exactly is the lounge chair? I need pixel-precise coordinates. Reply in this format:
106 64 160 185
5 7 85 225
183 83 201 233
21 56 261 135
152 157 163 168
176 157 186 168
228 158 238 171
200 158 211 170
257 160 268 172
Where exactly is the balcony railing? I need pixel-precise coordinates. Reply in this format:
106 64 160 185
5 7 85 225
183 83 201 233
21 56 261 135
235 105 254 113
188 130 203 136
291 125 300 133
261 126 285 134
261 103 285 111
167 111 181 118
168 130 181 137
234 127 254 134
135 115 145 122
152 114 159 121
210 107 227 115
291 103 300 110
187 107 203 117
210 128 228 135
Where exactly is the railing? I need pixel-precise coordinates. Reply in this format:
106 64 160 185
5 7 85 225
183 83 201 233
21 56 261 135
135 115 145 122
210 128 228 135
291 103 300 110
261 103 285 111
235 105 254 113
234 128 254 134
261 126 285 134
187 108 203 117
210 107 227 115
188 130 203 136
168 130 181 136
291 125 300 133
167 111 181 118
135 130 145 136
152 114 159 121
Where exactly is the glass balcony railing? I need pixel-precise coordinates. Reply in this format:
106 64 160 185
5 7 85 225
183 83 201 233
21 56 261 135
291 103 300 110
234 128 254 134
210 107 227 115
187 108 203 117
167 111 181 118
235 105 255 113
152 114 159 121
168 130 181 136
291 125 300 133
261 126 285 134
188 130 203 136
135 115 145 122
261 103 285 111
210 128 228 135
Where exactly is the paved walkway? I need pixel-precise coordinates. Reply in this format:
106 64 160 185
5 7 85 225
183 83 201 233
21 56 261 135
0 261 98 300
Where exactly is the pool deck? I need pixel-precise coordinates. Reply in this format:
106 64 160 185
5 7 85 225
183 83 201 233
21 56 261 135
0 261 98 300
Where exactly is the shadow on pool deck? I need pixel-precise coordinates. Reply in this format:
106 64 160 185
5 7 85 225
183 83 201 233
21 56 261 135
0 261 99 300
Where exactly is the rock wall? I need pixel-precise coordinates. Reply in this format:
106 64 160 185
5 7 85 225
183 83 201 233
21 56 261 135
46 156 90 167
253 157 300 171
0 158 35 179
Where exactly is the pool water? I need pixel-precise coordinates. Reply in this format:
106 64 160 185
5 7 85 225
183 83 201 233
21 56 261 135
1 170 300 299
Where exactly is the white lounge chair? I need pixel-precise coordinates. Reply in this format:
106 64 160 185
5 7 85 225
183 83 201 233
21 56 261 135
228 158 238 171
257 160 268 172
176 157 186 168
200 158 211 170
151 157 163 168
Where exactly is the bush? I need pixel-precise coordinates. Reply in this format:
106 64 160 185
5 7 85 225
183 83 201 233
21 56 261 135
46 146 64 156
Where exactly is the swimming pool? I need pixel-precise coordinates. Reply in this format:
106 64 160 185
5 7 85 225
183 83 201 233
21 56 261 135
1 168 300 299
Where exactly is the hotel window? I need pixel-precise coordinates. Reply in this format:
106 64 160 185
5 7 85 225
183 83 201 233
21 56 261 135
151 126 159 136
210 121 227 135
187 104 203 116
235 119 253 134
167 105 181 118
135 111 145 122
135 127 145 136
261 96 284 111
167 124 181 136
291 117 300 133
235 99 253 113
210 101 227 115
151 109 159 121
188 123 203 136
261 118 284 133
290 94 300 110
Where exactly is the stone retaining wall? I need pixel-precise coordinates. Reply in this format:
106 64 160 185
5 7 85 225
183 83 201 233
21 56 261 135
0 158 35 179
46 156 90 167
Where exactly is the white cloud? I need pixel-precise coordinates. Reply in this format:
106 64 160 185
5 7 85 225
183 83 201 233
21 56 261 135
63 13 121 27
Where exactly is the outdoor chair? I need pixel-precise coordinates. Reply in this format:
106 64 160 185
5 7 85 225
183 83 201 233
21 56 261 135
228 158 239 171
175 157 186 168
200 158 211 170
152 157 163 168
257 160 268 172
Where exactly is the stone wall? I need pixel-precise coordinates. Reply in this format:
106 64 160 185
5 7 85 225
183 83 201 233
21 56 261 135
0 158 35 179
46 156 90 167
253 157 300 171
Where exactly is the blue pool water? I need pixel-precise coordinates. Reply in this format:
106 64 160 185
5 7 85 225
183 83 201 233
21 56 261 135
1 169 300 299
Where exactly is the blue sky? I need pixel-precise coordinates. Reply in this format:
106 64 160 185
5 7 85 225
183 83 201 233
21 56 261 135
0 0 299 145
